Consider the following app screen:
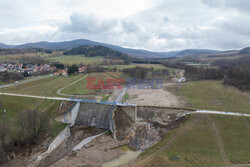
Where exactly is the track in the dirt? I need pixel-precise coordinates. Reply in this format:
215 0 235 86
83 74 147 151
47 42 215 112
211 121 231 165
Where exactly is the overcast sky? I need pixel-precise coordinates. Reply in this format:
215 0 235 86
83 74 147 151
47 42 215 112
0 0 250 51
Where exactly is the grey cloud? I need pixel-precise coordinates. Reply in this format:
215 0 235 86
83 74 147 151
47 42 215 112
163 17 169 23
202 0 250 13
121 21 139 33
225 0 250 13
178 27 250 50
1 0 250 51
62 13 117 34
201 0 224 8
221 18 250 37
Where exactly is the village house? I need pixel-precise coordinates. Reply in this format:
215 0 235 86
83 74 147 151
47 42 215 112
78 66 87 73
0 66 7 72
0 63 56 74
54 69 67 76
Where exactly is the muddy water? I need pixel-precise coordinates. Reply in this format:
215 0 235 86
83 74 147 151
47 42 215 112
102 150 141 167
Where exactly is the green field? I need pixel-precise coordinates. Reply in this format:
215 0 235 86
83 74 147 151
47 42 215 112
0 95 66 140
104 63 182 76
61 72 126 96
0 53 50 63
181 81 250 113
0 75 45 86
4 72 126 98
198 55 244 63
138 114 250 167
4 74 86 97
134 80 250 166
104 63 169 70
46 55 105 65
60 73 105 96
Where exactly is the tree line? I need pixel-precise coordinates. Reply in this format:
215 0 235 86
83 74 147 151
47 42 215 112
63 45 133 64
161 58 250 91
0 72 24 82
122 66 170 79
223 66 250 90
0 109 50 163
184 66 224 80
162 60 250 91
0 48 52 55
67 64 79 75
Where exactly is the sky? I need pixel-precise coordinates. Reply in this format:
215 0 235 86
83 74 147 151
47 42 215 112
0 0 250 51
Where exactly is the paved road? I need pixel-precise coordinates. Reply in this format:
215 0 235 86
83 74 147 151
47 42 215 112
196 110 250 117
0 74 52 88
113 87 128 103
1 92 136 106
1 77 249 116
2 92 69 101
2 92 250 116
56 75 90 97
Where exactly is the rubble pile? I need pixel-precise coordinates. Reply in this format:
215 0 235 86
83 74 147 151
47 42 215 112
127 122 160 151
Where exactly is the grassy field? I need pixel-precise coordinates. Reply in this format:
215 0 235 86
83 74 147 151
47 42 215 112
181 80 250 113
122 93 129 103
4 74 86 97
134 80 250 166
0 53 50 63
104 63 169 70
4 72 126 98
198 55 244 63
60 73 103 96
0 75 45 85
0 95 66 140
0 82 7 85
61 72 126 96
46 55 105 65
137 114 250 167
104 63 182 76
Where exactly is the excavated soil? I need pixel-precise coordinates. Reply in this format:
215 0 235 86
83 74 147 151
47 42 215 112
51 135 125 167
126 83 183 107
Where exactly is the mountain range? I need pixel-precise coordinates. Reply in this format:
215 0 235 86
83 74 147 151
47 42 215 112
0 39 241 58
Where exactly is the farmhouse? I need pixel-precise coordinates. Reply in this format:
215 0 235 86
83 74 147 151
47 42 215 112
54 69 67 76
78 66 86 73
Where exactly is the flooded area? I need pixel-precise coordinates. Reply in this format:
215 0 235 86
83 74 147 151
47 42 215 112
102 150 141 167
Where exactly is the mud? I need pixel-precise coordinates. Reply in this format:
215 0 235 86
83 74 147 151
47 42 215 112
2 101 194 167
126 83 181 107
51 135 125 167
127 122 160 151
35 127 105 167
114 106 136 140
137 106 194 126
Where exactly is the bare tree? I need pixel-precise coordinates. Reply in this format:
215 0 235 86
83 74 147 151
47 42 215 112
16 110 50 147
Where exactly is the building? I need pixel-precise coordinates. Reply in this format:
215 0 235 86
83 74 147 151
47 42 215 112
54 69 67 76
78 66 86 73
0 67 7 72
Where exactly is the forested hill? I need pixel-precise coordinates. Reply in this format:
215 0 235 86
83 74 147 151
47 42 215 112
240 47 250 54
0 48 52 55
64 45 132 62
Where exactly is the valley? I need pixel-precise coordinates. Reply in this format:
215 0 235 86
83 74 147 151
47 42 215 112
0 40 249 167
